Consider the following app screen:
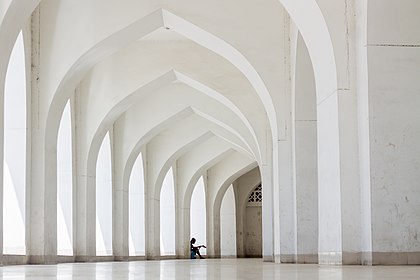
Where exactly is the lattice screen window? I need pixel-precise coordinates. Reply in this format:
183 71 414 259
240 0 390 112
247 184 262 206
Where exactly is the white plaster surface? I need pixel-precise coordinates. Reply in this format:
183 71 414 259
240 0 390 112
293 34 318 259
245 206 262 257
368 47 420 253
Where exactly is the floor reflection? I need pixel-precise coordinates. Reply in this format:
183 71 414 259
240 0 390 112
0 259 419 279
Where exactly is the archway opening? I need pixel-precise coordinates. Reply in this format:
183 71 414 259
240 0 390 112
220 184 236 258
96 132 113 256
160 167 175 256
245 184 262 258
190 176 207 256
57 100 73 256
129 152 145 256
3 30 26 255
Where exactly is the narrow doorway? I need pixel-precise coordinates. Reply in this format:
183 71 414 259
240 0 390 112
245 184 262 257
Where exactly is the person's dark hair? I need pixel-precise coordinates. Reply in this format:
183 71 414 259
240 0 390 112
191 238 196 244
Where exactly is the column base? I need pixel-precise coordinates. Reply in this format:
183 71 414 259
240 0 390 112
296 254 318 264
2 255 28 265
318 251 342 265
263 254 274 262
342 252 373 265
28 255 58 264
372 252 420 265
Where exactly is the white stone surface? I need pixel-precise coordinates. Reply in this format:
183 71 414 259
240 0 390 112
0 259 419 279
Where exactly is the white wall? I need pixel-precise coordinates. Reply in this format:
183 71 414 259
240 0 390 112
245 205 262 257
367 0 420 264
220 185 236 257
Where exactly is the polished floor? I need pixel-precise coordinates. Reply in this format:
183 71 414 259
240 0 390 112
1 259 420 279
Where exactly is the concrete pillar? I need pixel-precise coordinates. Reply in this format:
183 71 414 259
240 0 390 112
74 89 96 262
260 163 274 262
313 0 364 265
234 182 246 258
144 146 160 259
112 119 129 260
28 8 57 263
355 0 372 265
293 34 318 264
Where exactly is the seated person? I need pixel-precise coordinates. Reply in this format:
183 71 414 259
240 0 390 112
190 238 206 259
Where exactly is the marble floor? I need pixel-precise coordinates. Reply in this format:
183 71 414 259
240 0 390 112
1 259 420 279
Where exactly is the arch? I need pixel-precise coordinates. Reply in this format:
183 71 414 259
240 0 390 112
175 142 235 256
278 0 338 97
153 132 214 200
122 104 253 243
182 150 235 211
213 163 259 220
206 157 258 257
42 13 274 243
45 9 275 154
83 69 260 202
0 0 39 96
122 107 195 203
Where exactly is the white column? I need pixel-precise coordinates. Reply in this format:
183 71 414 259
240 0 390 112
293 34 318 264
112 121 129 260
29 9 57 262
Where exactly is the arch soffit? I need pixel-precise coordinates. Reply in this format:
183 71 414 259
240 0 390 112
80 61 262 165
121 106 253 197
101 76 257 161
148 117 255 199
213 161 259 216
278 0 338 100
45 8 274 166
181 149 237 203
182 149 236 210
85 70 261 184
87 71 259 179
152 131 215 199
141 114 252 182
0 0 39 82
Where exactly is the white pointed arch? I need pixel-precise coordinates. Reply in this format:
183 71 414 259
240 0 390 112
206 153 258 256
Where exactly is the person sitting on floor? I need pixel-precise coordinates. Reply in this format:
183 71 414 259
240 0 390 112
190 237 206 259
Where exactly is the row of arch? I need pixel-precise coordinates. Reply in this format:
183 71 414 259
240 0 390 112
3 41 262 256
0 0 340 263
3 0 414 266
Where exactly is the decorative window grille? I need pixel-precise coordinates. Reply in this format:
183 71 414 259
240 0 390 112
247 184 262 206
